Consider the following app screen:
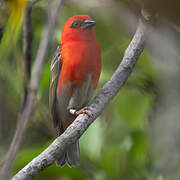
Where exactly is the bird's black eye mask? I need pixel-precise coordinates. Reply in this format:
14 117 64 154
70 21 83 29
70 18 96 30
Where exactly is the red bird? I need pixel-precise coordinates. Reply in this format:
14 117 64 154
49 15 101 167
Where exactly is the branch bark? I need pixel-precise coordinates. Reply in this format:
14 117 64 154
0 0 64 179
12 17 149 180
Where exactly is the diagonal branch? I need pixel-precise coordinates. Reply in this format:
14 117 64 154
0 0 64 179
12 17 149 180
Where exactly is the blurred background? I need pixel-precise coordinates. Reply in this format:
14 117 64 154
0 0 180 179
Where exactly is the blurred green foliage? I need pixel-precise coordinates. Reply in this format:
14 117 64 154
0 0 157 179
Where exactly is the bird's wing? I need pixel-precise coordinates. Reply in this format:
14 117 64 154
49 45 62 128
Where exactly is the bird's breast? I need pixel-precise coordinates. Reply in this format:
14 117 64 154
58 41 101 94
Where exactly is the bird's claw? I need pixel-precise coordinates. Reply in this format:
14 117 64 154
69 107 92 117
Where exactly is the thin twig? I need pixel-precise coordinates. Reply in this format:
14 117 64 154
21 2 33 109
0 0 64 179
12 18 148 180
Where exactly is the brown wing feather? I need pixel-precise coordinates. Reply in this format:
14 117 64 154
49 45 62 131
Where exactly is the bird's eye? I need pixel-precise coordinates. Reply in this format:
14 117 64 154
71 21 82 28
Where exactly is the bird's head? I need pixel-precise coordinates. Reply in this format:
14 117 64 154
60 15 96 43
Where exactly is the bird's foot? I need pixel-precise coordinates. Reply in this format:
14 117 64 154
69 107 92 117
75 107 92 117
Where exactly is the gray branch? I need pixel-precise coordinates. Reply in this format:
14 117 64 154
0 0 64 179
12 18 148 180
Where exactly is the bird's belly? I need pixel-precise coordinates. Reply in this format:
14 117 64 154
67 74 94 110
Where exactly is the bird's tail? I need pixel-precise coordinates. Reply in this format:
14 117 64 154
56 141 80 167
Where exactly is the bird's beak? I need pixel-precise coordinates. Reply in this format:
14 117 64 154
83 18 96 29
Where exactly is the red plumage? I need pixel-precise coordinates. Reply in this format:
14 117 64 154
49 15 101 167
